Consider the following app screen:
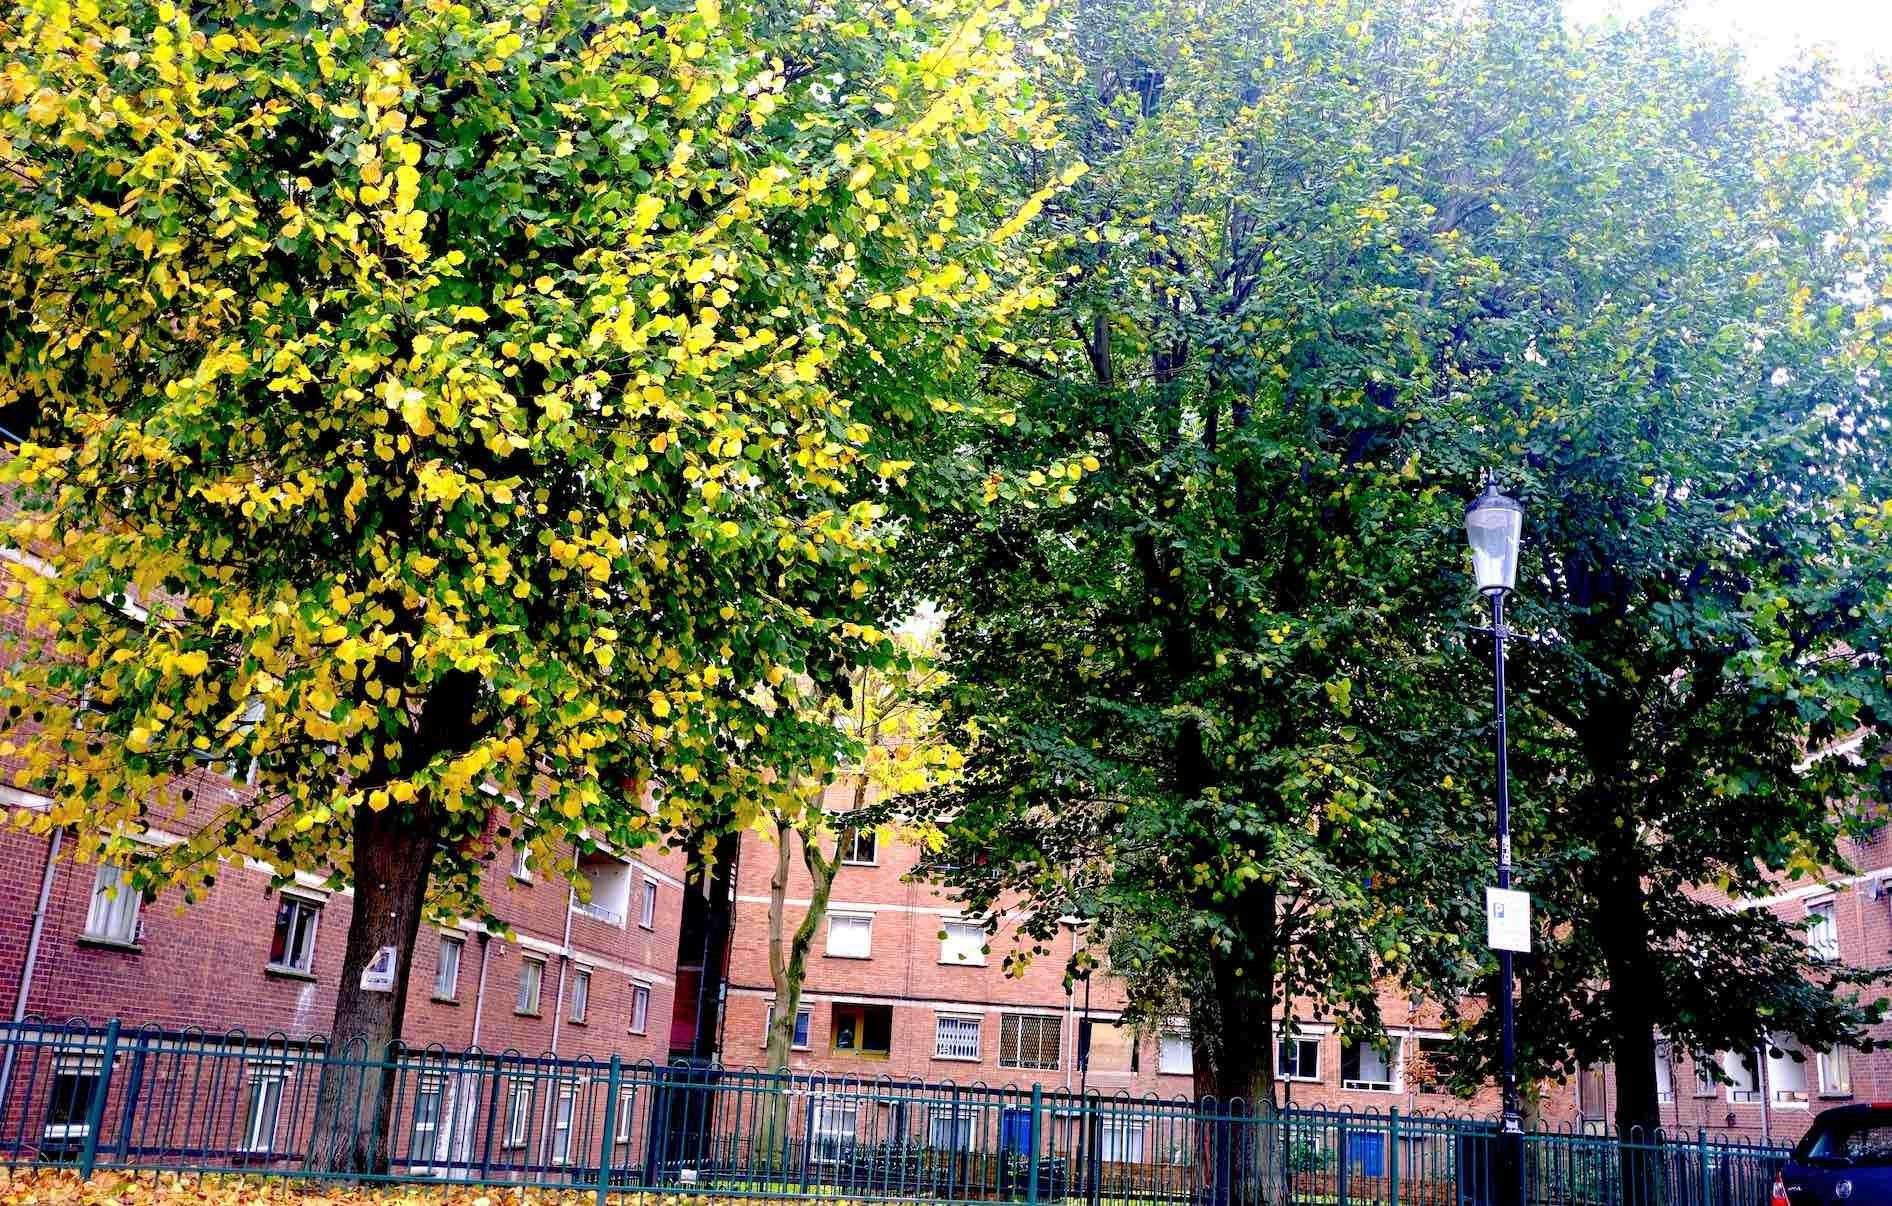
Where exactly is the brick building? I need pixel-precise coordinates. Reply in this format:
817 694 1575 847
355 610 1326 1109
0 779 685 1064
1577 819 1892 1146
694 785 1564 1122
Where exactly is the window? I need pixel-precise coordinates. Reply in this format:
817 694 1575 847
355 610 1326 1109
433 935 463 1000
1341 1040 1398 1092
939 919 986 966
929 1107 975 1152
1277 1035 1321 1082
1655 1046 1675 1104
570 969 590 1024
1767 1034 1809 1104
574 852 631 926
1079 1019 1138 1073
1577 1066 1608 1121
812 1103 858 1160
1099 1119 1146 1163
615 1086 635 1143
268 895 320 974
1693 1060 1718 1098
1410 1037 1453 1094
517 958 544 1015
827 913 873 958
639 879 657 929
503 1082 533 1147
42 1058 100 1149
84 863 140 945
1807 899 1839 962
765 1003 812 1050
999 1013 1061 1070
935 1015 981 1061
630 983 651 1035
831 1003 893 1057
1722 1050 1761 1103
843 828 878 865
510 846 531 880
1818 1047 1853 1098
1159 1032 1193 1076
551 1087 575 1164
409 1077 445 1161
243 1066 286 1153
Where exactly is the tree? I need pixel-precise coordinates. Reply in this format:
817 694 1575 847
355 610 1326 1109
761 626 962 1075
0 0 1047 1172
1420 15 1892 1139
908 0 1511 1123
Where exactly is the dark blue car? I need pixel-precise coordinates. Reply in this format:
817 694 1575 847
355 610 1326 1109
1778 1103 1892 1205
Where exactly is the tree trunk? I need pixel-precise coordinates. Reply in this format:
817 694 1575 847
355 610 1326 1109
762 813 839 1164
308 801 440 1173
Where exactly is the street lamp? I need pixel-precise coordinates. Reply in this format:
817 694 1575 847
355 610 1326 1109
1466 478 1524 1138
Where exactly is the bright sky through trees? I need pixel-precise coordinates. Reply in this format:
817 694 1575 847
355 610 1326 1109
1567 0 1892 74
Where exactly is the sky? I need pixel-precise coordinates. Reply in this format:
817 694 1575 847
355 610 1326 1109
1563 0 1892 76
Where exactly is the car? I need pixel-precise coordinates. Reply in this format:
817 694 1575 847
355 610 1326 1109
1777 1103 1892 1205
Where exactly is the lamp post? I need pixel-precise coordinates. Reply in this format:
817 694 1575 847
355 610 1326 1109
1465 478 1524 1137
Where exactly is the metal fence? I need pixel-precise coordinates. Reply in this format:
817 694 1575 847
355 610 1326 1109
0 1018 1788 1205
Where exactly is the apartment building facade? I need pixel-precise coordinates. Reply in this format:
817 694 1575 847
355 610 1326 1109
0 775 687 1064
1578 824 1892 1145
702 785 1566 1124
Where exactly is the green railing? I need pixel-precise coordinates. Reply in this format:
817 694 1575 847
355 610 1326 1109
0 1019 1787 1205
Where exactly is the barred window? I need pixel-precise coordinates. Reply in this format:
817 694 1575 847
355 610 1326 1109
999 1013 1061 1070
935 1015 981 1060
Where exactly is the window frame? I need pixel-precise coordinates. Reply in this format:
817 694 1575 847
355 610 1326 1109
639 879 657 930
843 828 879 866
938 919 987 966
516 957 545 1016
1341 1039 1400 1093
83 863 141 946
433 934 464 1001
1806 898 1839 962
764 1003 812 1050
503 1082 534 1148
830 1002 893 1058
1158 1031 1193 1077
629 982 652 1035
570 967 591 1025
934 1014 982 1061
1276 1035 1322 1083
267 894 321 976
998 1012 1062 1071
1817 1046 1853 1099
826 912 874 959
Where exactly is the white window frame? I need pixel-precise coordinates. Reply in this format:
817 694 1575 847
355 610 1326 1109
511 846 532 881
1158 1031 1193 1077
551 1085 576 1165
764 1003 812 1050
812 1102 859 1160
1818 1046 1853 1098
267 894 321 975
1806 898 1839 962
639 879 657 930
843 828 878 866
1693 1061 1718 1098
433 934 463 1001
1276 1035 1321 1083
826 913 873 959
1099 1118 1146 1163
503 1082 534 1147
934 1014 982 1061
242 1065 288 1153
615 1086 635 1143
409 1075 448 1161
1342 1039 1400 1092
928 1106 975 1152
630 982 652 1035
938 919 987 966
570 968 591 1024
84 863 140 945
517 957 545 1015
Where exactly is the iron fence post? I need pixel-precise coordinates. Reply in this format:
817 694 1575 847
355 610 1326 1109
1389 1108 1400 1206
597 1055 621 1206
112 1034 148 1165
1696 1129 1709 1206
1027 1083 1043 1206
1337 1114 1350 1206
77 1018 119 1180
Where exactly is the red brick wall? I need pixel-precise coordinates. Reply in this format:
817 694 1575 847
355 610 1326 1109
0 816 685 1065
716 805 1574 1121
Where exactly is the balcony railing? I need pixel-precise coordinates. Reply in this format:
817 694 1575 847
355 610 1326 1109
570 899 624 926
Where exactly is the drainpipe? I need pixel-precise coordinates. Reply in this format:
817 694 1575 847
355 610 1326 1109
538 899 577 1166
469 931 492 1048
1756 1046 1772 1147
0 830 61 1108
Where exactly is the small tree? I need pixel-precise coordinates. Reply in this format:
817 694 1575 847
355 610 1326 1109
0 0 1045 1172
